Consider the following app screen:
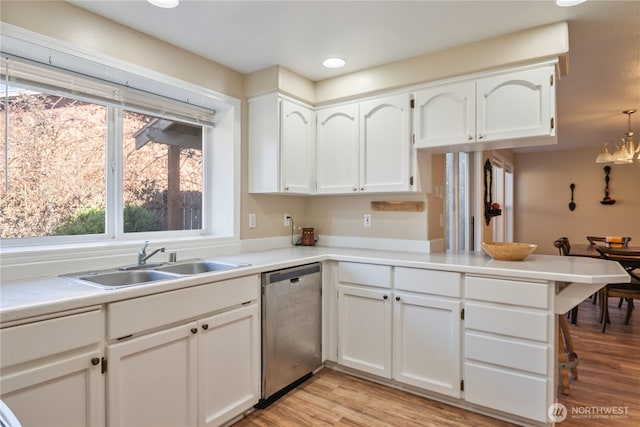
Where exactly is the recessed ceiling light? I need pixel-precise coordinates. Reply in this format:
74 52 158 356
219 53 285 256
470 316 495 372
322 58 346 69
147 0 179 8
555 0 587 7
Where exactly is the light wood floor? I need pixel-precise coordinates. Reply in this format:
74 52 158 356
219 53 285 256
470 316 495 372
235 298 639 426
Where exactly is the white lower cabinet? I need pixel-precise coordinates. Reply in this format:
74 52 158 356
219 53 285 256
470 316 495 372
337 284 392 378
107 322 198 427
0 309 105 427
106 275 261 427
392 292 461 398
197 304 260 427
336 263 462 398
463 275 551 423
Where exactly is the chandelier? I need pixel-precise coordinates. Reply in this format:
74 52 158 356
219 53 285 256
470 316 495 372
596 109 640 164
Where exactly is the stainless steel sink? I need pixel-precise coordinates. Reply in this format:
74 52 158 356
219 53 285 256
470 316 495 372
65 258 250 289
71 269 180 289
153 259 250 275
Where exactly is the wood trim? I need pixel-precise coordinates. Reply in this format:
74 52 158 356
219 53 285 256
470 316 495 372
370 201 424 212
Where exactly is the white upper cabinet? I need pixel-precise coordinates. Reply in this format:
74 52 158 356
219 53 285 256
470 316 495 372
359 93 413 193
414 81 476 148
281 99 315 193
476 65 554 142
248 94 315 194
316 103 360 194
414 62 556 150
315 94 414 195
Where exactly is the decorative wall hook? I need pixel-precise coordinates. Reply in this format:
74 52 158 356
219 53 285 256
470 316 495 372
600 166 616 205
569 183 576 211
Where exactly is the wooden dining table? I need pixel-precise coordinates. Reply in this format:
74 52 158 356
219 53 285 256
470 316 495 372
569 243 640 258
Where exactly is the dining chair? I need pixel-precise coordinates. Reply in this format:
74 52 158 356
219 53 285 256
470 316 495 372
593 246 640 332
552 237 579 394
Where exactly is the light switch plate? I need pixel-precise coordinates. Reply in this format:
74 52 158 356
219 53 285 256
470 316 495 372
249 213 257 228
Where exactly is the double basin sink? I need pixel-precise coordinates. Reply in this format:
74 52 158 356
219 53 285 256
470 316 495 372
65 259 250 290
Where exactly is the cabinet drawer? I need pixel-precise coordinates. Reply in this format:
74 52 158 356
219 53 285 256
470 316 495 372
1 309 104 368
108 275 259 340
338 262 391 288
465 332 548 375
465 361 548 422
465 276 548 309
465 302 548 342
395 267 461 297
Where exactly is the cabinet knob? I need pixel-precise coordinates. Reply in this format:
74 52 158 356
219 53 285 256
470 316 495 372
190 327 198 334
383 295 388 300
395 296 400 301
202 324 209 330
284 186 289 191
478 134 484 140
353 188 358 192
360 187 364 191
91 357 100 366
468 135 473 141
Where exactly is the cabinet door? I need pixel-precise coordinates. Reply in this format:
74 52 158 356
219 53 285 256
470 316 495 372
414 81 475 148
316 103 359 194
393 292 461 398
198 303 260 427
281 99 315 194
476 65 554 142
337 285 392 378
107 323 198 427
1 351 104 427
359 93 412 192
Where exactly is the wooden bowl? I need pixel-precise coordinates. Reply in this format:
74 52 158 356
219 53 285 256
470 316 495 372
481 242 538 261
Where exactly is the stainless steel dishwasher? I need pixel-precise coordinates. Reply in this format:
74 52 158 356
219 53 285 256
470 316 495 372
260 263 322 406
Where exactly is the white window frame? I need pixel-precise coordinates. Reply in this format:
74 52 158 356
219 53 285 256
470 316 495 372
0 27 241 252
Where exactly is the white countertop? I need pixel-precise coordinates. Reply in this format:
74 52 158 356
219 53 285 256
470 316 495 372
0 246 629 324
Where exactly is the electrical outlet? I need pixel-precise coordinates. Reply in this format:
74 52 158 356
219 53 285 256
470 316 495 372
284 213 291 226
249 213 257 228
364 213 372 228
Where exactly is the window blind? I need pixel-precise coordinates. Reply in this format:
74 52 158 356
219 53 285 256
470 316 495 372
1 54 216 126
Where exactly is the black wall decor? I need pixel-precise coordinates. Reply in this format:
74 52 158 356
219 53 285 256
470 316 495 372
484 159 502 225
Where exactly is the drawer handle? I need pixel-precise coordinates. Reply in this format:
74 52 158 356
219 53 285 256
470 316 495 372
383 295 388 300
395 296 400 301
190 328 198 334
202 324 209 330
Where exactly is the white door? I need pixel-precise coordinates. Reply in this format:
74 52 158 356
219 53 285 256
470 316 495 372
281 99 315 193
393 292 462 398
316 103 360 194
198 303 261 427
476 66 554 142
1 351 104 427
107 323 198 427
359 93 412 192
337 285 392 378
414 81 475 148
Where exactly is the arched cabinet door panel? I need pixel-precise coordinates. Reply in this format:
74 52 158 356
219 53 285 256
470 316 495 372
476 65 555 142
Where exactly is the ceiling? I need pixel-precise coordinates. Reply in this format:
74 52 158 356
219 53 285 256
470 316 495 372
69 0 640 153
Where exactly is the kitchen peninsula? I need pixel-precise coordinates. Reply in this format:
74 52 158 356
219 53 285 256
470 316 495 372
0 246 629 427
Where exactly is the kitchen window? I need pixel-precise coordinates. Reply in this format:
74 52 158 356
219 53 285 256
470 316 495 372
0 52 238 246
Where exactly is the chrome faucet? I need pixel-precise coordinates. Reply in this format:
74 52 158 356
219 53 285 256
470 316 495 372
138 241 165 266
120 241 165 270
